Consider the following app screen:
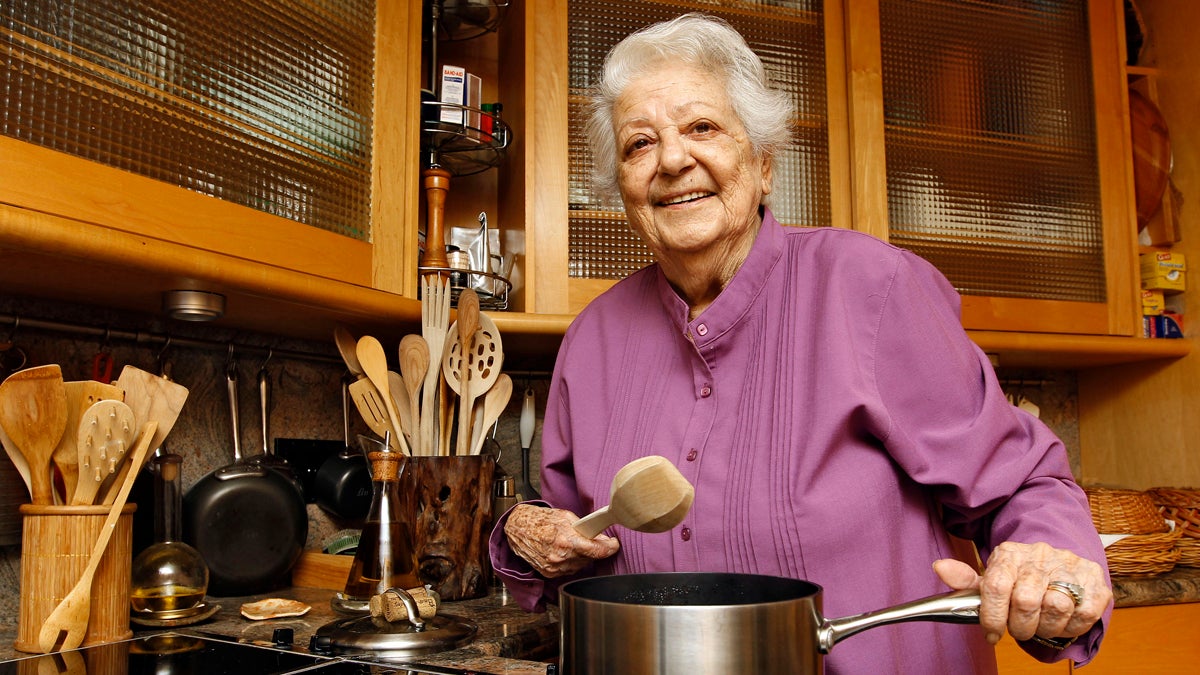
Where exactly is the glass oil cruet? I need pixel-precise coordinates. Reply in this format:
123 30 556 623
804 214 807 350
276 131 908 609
130 453 209 617
332 435 422 614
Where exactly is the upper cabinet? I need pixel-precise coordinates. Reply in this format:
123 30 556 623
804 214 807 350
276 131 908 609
504 0 1186 365
0 0 424 338
0 0 1188 366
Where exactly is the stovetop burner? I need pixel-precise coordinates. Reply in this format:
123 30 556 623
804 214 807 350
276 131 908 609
0 632 536 675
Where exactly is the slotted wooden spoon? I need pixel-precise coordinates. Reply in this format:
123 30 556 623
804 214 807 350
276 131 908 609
0 364 69 505
38 421 157 653
71 399 136 506
574 455 695 538
442 311 503 456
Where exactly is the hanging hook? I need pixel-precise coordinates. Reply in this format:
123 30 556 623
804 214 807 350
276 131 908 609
1 315 19 345
257 347 274 374
157 335 174 379
226 343 238 379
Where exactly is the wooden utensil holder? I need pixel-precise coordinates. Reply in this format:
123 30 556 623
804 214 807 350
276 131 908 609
407 455 495 601
15 504 135 653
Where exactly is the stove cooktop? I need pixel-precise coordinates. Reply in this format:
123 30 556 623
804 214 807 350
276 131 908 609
0 632 534 675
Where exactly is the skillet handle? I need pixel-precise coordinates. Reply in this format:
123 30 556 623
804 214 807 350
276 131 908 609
817 589 980 653
227 362 242 463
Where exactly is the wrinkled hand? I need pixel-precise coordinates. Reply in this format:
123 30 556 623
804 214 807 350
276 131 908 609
505 503 621 578
934 542 1111 646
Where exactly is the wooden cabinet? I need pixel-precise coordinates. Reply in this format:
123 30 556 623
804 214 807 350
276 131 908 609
0 0 1189 368
994 603 1200 673
0 0 426 341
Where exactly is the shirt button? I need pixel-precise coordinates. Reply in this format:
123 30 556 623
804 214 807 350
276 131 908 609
680 527 692 541
696 323 708 336
700 385 712 398
686 448 698 462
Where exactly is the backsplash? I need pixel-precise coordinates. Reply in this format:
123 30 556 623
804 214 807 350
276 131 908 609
0 294 548 627
0 293 1078 626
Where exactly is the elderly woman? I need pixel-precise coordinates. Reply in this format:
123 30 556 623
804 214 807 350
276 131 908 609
490 13 1111 673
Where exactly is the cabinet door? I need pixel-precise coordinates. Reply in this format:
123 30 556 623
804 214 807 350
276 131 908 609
0 0 422 306
850 0 1138 336
513 0 840 315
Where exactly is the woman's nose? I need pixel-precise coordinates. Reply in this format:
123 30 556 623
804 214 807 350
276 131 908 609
657 130 694 174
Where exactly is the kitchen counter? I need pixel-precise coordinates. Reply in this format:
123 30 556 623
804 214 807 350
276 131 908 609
3 570 1197 670
0 585 559 674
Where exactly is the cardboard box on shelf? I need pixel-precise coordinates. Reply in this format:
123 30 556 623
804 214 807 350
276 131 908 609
1141 289 1166 315
1144 311 1184 338
439 65 466 125
1140 251 1186 293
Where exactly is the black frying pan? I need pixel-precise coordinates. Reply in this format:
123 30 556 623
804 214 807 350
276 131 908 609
183 361 307 596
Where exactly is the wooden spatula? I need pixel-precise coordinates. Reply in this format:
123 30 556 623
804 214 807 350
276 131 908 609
0 365 69 505
99 366 189 505
37 421 157 653
574 456 695 538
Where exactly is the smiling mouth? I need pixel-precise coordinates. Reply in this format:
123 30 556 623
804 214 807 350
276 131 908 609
658 191 712 206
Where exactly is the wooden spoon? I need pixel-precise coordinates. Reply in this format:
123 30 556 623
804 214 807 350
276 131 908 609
0 364 69 505
71 399 136 506
399 334 429 454
52 381 124 504
573 456 695 538
334 326 366 380
470 373 512 456
388 370 414 448
38 421 157 653
355 336 409 455
454 290 481 456
0 415 33 499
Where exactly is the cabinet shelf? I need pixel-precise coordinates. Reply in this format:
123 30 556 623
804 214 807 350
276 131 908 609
420 102 511 177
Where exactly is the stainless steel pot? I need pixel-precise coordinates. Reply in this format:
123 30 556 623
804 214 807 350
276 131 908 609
559 572 980 675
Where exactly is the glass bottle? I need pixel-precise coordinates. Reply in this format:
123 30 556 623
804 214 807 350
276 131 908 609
333 436 421 613
129 453 209 615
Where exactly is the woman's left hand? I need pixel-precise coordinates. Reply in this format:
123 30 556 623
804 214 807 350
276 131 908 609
934 541 1111 646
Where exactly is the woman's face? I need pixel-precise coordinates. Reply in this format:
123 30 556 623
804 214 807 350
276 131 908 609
613 63 772 260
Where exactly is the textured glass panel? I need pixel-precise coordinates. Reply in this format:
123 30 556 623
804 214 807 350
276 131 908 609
568 0 828 280
1 0 374 240
880 0 1104 301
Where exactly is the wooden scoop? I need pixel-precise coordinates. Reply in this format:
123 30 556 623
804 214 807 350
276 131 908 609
71 399 136 506
574 455 695 538
38 421 158 653
0 364 69 505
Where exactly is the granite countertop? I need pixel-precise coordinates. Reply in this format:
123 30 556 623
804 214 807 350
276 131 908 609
3 570 1197 670
0 584 558 674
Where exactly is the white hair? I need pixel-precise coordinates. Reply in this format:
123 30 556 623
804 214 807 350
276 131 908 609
585 13 794 200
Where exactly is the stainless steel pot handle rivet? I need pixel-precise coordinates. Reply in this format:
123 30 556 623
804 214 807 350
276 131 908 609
817 589 981 653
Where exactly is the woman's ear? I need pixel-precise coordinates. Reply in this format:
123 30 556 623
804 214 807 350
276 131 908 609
759 154 775 197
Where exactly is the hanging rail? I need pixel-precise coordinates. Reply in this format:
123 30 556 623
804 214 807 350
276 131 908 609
0 312 341 366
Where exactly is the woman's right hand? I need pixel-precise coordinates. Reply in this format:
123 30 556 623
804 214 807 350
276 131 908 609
504 503 621 577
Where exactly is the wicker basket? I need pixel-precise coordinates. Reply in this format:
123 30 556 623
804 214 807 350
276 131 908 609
1084 487 1170 535
1085 487 1177 577
1147 487 1200 568
1103 530 1182 577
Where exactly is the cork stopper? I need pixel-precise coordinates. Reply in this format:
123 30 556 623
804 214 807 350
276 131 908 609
368 451 401 481
368 586 440 623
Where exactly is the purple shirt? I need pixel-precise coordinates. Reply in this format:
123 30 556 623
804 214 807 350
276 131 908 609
491 210 1109 673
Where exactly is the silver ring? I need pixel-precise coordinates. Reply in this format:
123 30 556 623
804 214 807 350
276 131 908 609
1047 581 1084 607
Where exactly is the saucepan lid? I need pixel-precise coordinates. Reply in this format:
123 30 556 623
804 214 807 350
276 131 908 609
311 613 477 660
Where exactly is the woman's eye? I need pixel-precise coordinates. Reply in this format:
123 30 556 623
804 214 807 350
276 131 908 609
690 121 715 135
625 137 651 154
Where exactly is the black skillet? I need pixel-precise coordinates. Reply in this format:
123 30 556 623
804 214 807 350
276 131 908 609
183 361 307 596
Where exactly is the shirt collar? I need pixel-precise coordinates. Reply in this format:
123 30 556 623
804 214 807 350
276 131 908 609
654 207 786 342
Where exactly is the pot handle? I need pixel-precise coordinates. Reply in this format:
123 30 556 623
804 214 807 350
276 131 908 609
818 589 980 653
